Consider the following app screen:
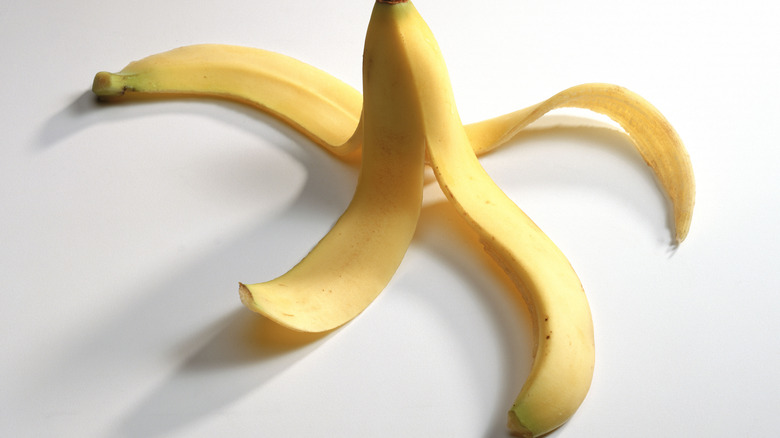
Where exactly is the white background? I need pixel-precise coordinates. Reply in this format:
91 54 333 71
2 1 779 437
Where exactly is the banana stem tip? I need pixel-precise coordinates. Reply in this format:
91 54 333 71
92 71 128 97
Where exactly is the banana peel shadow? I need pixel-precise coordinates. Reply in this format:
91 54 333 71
114 310 333 438
30 91 355 437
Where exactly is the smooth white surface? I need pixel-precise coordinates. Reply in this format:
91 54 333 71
2 1 779 437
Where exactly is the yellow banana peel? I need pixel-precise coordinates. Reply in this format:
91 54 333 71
90 0 694 435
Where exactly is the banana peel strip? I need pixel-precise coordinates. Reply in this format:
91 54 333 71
465 83 694 243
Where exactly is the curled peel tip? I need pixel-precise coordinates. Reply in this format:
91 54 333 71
675 207 693 245
675 228 688 246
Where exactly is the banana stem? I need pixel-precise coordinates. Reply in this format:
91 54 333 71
92 72 129 98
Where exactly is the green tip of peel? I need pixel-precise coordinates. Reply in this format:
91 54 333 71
92 71 128 97
507 411 534 438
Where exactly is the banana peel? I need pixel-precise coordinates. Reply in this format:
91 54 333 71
90 0 694 436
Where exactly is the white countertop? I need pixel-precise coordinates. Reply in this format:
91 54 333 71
2 1 779 437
